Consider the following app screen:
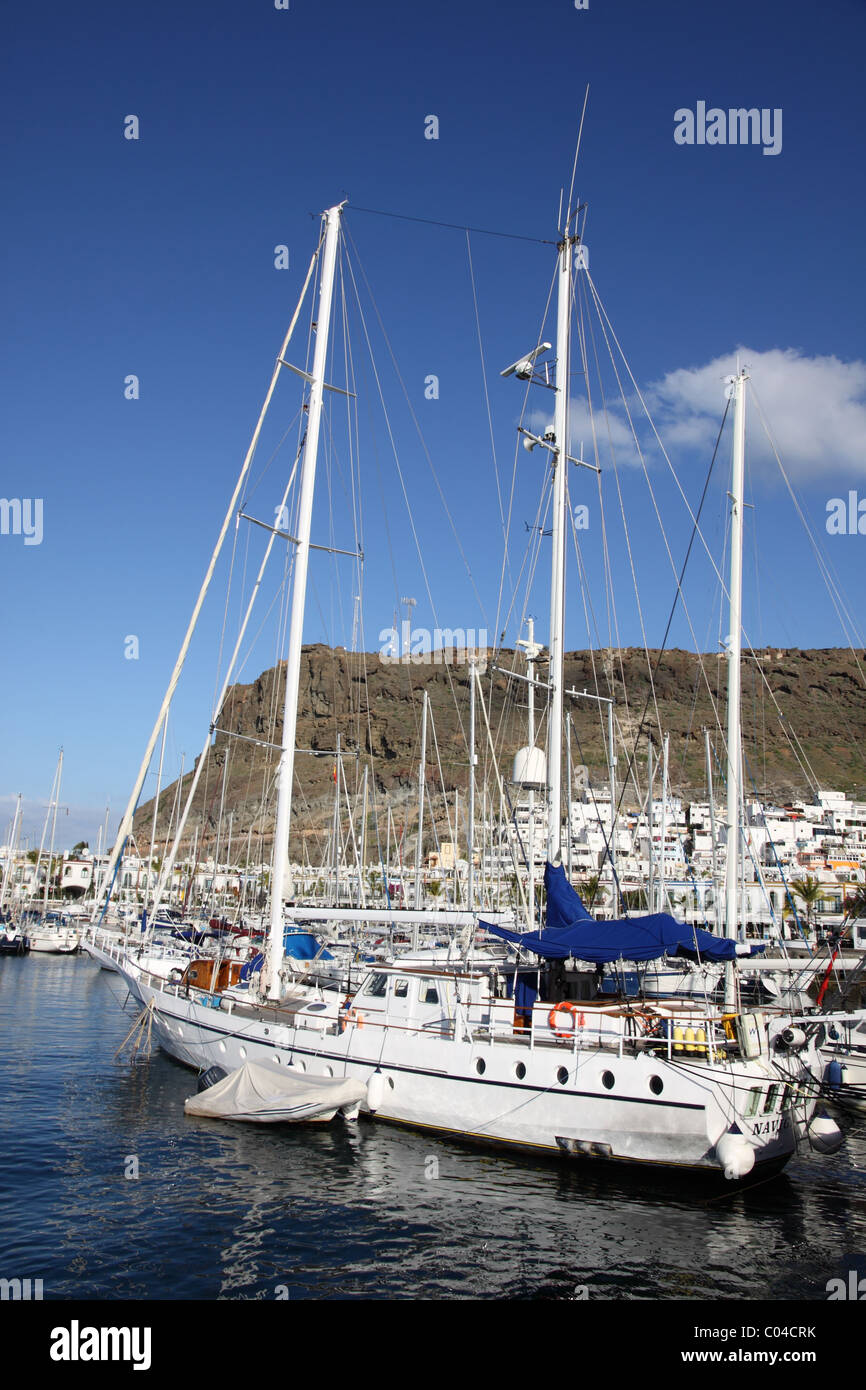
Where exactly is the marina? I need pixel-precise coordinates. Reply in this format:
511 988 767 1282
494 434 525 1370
3 0 865 1328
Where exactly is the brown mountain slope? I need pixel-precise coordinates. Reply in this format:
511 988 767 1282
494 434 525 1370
133 645 866 862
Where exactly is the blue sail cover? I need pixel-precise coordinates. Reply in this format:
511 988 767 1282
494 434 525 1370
545 861 595 926
482 863 738 964
239 951 264 982
283 931 333 960
238 931 334 982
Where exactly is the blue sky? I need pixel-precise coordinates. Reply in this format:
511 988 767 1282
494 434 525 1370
2 0 865 847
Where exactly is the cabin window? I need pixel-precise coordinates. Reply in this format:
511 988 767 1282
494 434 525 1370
393 978 409 999
763 1084 781 1114
744 1088 762 1118
367 974 388 998
421 981 439 1004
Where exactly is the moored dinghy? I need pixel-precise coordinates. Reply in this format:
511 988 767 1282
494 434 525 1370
184 1060 367 1124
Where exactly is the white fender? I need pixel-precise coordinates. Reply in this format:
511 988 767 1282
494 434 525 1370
716 1130 756 1181
807 1113 844 1155
366 1070 385 1113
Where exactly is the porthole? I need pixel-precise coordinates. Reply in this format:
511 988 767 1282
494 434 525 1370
649 1075 663 1095
296 1060 306 1073
323 1066 333 1077
602 1070 615 1090
476 1058 486 1075
239 1046 247 1060
387 1076 395 1090
218 1041 226 1054
557 1067 569 1086
177 1027 184 1039
515 1062 526 1080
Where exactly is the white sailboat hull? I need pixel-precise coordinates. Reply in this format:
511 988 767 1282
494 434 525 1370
110 949 799 1175
29 927 80 954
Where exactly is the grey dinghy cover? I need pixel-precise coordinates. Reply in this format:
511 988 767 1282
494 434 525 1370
184 1061 367 1124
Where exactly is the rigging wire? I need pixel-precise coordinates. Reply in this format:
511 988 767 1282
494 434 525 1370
347 202 556 246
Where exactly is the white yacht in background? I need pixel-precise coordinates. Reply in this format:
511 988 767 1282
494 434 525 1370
28 913 81 954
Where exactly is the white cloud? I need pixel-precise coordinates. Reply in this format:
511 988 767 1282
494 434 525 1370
527 348 866 485
646 348 866 483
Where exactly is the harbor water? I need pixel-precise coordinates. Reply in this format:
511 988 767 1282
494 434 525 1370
1 954 864 1301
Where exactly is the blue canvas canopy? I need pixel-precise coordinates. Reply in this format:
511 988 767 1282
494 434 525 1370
545 861 596 927
237 931 332 983
482 862 739 965
283 930 333 961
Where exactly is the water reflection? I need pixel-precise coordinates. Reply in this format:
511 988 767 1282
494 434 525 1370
0 957 862 1299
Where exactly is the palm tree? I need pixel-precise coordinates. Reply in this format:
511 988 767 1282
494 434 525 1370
790 875 822 930
581 875 608 911
622 888 649 912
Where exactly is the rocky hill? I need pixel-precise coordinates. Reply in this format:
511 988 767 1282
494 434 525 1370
133 644 866 862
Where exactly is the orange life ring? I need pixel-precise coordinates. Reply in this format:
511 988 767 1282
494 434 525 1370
341 1008 364 1032
548 1001 585 1038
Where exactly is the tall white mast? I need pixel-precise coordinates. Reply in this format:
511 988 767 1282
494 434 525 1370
516 617 542 925
546 225 574 863
467 660 477 912
724 369 748 1004
265 202 343 999
659 730 669 914
146 712 168 908
0 793 22 911
704 728 721 934
43 748 63 917
414 689 429 908
607 699 618 914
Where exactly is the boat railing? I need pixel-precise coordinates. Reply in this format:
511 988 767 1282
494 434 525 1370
463 998 750 1066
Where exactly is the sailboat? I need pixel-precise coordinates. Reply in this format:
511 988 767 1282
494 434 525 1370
86 197 843 1173
26 751 81 955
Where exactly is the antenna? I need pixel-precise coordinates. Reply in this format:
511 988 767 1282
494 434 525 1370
565 84 590 228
